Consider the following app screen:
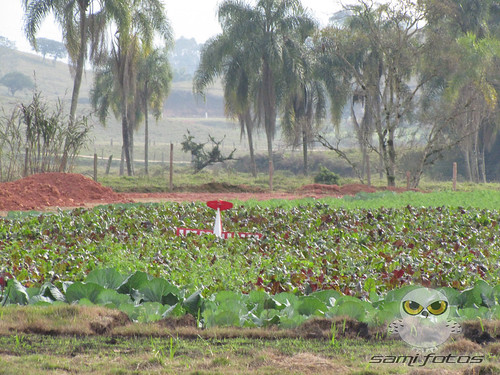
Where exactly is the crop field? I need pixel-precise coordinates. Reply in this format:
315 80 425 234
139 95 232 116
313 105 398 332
1 191 500 374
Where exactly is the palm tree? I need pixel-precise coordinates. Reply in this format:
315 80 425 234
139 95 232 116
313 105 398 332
281 39 326 176
22 0 122 171
101 0 172 176
213 0 316 190
137 47 172 175
423 0 500 183
194 33 259 177
446 33 500 182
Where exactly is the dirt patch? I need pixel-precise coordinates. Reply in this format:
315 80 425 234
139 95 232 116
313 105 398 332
0 172 130 211
0 173 424 212
266 352 350 375
296 317 371 340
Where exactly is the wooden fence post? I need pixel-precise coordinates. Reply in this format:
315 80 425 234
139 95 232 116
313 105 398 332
453 162 457 191
169 143 174 191
105 155 113 175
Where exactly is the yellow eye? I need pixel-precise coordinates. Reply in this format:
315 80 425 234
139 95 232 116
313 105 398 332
427 300 448 315
403 300 424 315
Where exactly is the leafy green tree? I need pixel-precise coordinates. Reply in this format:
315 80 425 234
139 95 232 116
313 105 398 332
170 37 200 81
0 36 15 49
137 47 172 175
181 131 236 173
281 40 326 176
91 0 172 176
194 34 259 177
422 0 500 183
319 0 429 187
0 72 34 96
35 38 67 62
22 0 124 172
198 0 316 189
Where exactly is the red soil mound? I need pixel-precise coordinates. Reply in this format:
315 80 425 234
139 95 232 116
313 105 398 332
0 173 129 211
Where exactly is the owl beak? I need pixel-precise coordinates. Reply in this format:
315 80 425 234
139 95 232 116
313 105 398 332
421 310 429 318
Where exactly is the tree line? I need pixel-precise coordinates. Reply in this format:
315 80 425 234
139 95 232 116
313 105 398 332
194 0 500 188
20 0 500 188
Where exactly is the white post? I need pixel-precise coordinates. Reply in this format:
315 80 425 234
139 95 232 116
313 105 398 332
213 208 222 238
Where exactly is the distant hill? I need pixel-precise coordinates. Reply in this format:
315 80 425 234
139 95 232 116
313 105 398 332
0 46 224 118
0 46 250 157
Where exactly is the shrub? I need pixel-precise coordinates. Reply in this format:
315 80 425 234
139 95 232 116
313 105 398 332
314 166 340 185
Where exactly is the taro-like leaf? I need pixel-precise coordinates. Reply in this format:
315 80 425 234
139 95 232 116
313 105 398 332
261 314 280 326
494 285 500 304
459 281 494 308
279 314 307 329
28 294 54 305
117 271 152 295
39 283 66 302
65 282 105 304
214 290 243 304
457 306 491 320
489 305 500 319
212 311 240 327
263 297 283 310
328 300 366 321
62 281 73 294
260 307 280 319
78 298 95 306
273 292 299 308
1 279 29 306
241 311 261 328
123 302 168 323
86 268 127 290
309 290 341 307
138 278 180 305
162 303 185 318
182 291 204 316
95 289 132 308
27 287 41 300
372 306 399 325
297 296 327 316
246 290 269 315
383 285 421 303
436 287 461 306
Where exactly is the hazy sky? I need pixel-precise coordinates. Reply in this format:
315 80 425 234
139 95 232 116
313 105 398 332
1 0 342 53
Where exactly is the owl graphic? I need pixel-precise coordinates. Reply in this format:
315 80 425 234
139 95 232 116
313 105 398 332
388 287 462 350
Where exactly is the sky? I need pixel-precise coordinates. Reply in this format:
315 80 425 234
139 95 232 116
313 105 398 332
0 0 342 54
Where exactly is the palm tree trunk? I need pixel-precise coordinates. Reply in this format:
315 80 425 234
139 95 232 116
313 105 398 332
128 114 134 176
144 91 149 175
59 10 87 172
387 127 396 187
302 127 308 176
262 60 276 191
121 113 132 176
244 110 257 178
121 56 133 176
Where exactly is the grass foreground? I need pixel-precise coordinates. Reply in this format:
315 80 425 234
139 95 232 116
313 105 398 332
0 305 499 375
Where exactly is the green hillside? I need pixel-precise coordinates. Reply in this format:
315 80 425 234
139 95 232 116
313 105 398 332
0 47 254 159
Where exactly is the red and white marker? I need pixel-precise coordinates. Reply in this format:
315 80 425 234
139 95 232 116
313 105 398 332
176 200 262 239
207 200 233 238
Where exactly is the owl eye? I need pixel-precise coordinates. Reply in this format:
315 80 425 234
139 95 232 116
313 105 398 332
403 300 424 315
427 300 448 315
